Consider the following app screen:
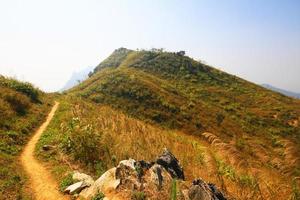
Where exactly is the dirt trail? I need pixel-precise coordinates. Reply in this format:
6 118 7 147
20 102 69 200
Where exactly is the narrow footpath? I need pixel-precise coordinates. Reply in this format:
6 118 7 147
20 102 69 200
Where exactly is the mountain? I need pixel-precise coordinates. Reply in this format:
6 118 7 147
60 66 94 92
70 48 300 138
31 48 300 199
262 83 300 99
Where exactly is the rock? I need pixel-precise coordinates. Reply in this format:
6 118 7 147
73 171 94 186
42 145 53 151
148 164 172 190
134 160 154 183
208 183 227 200
188 185 211 200
116 161 140 190
79 168 120 199
135 160 154 169
188 179 227 200
150 164 163 189
64 181 88 195
156 148 185 180
118 158 136 170
69 150 227 200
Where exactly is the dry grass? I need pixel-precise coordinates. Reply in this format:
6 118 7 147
202 132 247 168
45 98 298 199
201 132 300 199
280 140 300 176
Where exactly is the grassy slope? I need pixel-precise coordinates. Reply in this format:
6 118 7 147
38 96 299 199
0 76 53 200
71 49 300 147
40 48 300 199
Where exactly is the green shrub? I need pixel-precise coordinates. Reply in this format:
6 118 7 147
94 161 106 177
0 76 39 101
131 191 146 200
5 93 31 115
290 178 300 200
216 113 225 126
0 98 13 120
238 174 256 188
235 138 246 151
270 135 283 147
92 192 105 200
64 117 103 165
216 159 236 181
59 173 73 192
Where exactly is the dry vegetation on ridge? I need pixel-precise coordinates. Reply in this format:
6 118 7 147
37 97 300 199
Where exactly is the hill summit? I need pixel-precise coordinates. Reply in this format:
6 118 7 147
71 48 299 141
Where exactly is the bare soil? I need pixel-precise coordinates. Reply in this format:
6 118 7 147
20 102 69 200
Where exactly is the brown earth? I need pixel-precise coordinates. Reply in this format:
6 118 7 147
20 102 69 200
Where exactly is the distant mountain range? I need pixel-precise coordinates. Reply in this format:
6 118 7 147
60 66 94 92
262 84 300 99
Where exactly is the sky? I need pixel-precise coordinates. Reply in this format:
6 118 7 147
0 0 299 92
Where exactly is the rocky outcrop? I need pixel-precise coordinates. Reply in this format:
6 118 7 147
63 149 227 200
79 168 120 199
119 158 136 170
146 164 172 190
64 181 88 195
73 171 94 186
188 179 226 200
156 148 185 180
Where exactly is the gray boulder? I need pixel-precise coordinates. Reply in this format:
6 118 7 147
188 179 227 200
118 158 136 170
156 148 185 180
116 160 140 190
79 167 120 199
64 181 88 194
73 171 94 186
148 164 172 190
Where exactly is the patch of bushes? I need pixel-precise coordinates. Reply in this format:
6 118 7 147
216 158 236 181
5 92 31 115
0 75 40 101
62 117 103 165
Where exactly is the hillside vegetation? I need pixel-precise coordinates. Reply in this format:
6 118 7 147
38 96 299 199
35 48 300 199
0 75 53 199
71 48 300 148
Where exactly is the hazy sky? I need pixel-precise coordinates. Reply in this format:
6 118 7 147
0 0 299 92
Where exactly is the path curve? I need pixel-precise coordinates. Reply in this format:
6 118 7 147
21 102 69 200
